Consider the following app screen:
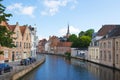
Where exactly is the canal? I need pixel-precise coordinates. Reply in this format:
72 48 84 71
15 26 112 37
19 55 120 80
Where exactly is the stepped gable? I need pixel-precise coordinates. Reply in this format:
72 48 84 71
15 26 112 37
97 25 117 36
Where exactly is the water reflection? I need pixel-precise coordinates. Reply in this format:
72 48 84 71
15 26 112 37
87 62 120 80
19 55 120 80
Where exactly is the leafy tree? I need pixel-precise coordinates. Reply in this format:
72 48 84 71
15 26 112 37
0 0 12 23
0 0 15 54
84 29 94 38
68 34 78 47
68 34 77 42
79 31 85 37
79 36 91 48
0 26 15 48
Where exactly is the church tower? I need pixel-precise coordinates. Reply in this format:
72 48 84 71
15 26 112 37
66 24 70 38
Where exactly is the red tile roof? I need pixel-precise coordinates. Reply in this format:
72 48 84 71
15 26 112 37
97 25 117 36
20 26 26 36
8 25 16 31
57 42 72 47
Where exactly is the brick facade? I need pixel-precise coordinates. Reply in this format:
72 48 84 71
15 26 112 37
0 22 31 62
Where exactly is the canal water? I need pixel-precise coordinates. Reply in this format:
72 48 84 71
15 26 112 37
19 55 120 80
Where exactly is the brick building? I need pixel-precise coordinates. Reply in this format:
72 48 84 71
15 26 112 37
0 22 31 62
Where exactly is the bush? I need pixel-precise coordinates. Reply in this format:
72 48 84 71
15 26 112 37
65 52 71 58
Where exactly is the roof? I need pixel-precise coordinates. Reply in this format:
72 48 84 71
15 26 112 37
8 25 16 31
105 27 120 38
0 21 9 29
57 42 72 47
20 26 26 36
0 21 9 27
97 25 118 36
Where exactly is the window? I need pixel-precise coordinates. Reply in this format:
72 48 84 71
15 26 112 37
116 41 119 50
20 42 21 48
100 51 102 60
108 51 111 61
104 51 106 61
16 42 18 48
96 49 98 59
24 42 25 48
16 52 18 59
116 54 119 64
108 41 111 48
26 43 28 48
104 42 106 48
100 43 102 48
29 43 31 48
4 50 8 58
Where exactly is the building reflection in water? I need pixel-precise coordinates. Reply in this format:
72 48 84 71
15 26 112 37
70 58 120 80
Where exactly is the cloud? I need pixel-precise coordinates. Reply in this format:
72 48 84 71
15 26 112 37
58 26 80 36
7 3 36 17
41 0 78 16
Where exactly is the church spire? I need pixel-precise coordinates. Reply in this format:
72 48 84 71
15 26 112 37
66 24 70 38
67 24 70 34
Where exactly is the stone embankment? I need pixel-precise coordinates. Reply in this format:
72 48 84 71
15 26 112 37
0 55 45 80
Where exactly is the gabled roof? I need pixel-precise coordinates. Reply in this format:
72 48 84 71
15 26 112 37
20 26 26 36
0 21 9 27
0 21 9 29
57 42 72 47
8 25 16 31
97 25 118 36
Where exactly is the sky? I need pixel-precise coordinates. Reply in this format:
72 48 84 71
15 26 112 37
2 0 120 40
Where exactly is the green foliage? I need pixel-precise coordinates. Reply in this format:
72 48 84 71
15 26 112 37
68 34 79 47
79 29 94 38
84 29 94 38
65 52 71 58
78 36 91 48
0 0 12 23
79 31 85 37
68 29 94 48
0 0 15 48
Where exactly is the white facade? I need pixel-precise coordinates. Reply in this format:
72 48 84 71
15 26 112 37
29 26 37 57
45 41 51 52
88 46 100 63
71 48 88 60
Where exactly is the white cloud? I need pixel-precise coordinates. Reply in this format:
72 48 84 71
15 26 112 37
7 3 36 17
59 26 80 36
41 0 78 16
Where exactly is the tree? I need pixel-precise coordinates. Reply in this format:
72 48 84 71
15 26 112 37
84 29 94 38
79 31 85 37
79 36 91 48
0 0 15 54
68 34 78 47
